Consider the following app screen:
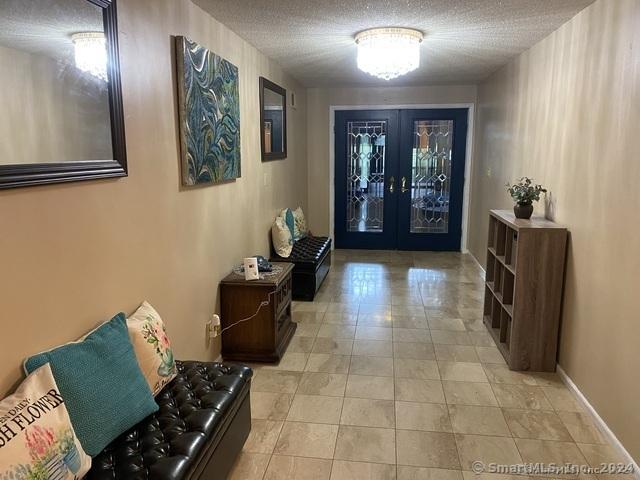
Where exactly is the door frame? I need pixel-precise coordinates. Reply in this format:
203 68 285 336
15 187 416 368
329 103 475 253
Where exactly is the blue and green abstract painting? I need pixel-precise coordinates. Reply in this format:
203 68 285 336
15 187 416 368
176 36 240 185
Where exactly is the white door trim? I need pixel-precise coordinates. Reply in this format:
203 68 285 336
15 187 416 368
329 103 475 251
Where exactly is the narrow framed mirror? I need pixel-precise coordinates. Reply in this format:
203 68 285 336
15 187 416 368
259 77 287 161
0 0 127 189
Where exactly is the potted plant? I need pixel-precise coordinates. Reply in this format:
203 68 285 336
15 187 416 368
506 177 547 219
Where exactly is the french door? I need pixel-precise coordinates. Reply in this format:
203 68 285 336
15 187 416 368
334 108 468 251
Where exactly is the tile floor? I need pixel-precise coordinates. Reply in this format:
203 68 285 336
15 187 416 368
228 250 625 480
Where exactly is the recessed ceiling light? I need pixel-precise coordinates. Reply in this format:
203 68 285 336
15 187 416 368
355 27 423 81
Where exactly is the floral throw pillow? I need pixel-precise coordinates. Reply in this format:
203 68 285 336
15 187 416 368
126 301 177 395
0 363 91 479
292 207 309 241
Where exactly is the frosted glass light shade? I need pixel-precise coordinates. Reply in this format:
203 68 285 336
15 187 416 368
355 28 423 81
72 32 107 81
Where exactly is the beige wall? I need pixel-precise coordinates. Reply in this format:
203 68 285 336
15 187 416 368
468 0 639 461
0 45 112 163
0 0 307 396
306 85 477 235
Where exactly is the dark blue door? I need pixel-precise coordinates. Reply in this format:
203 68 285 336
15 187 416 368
397 109 468 250
335 108 468 251
334 110 400 249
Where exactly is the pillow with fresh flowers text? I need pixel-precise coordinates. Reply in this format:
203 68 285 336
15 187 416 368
0 363 91 479
127 301 177 395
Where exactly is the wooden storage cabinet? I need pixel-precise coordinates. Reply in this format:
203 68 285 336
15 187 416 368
483 210 567 371
220 262 296 362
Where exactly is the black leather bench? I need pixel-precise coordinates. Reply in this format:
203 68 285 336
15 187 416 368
88 360 252 480
271 236 332 301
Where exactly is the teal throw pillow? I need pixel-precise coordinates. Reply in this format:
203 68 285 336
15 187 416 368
284 208 296 239
24 313 159 456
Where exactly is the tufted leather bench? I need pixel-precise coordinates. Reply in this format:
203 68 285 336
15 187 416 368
271 236 332 301
87 360 252 480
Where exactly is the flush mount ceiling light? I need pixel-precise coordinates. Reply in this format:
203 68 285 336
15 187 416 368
355 27 423 81
71 32 107 81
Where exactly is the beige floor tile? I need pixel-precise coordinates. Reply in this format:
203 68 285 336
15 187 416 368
251 370 302 393
395 359 441 380
503 408 572 441
243 419 283 453
288 336 316 353
359 304 393 316
287 394 343 424
491 384 553 410
439 362 488 382
428 318 467 332
449 405 510 436
395 378 446 403
393 305 427 317
262 352 309 372
393 294 425 306
331 460 397 480
514 438 588 470
396 401 452 432
296 322 322 337
355 325 394 341
358 315 395 327
474 346 506 364
397 430 460 469
346 374 395 400
350 355 395 377
467 331 496 347
352 339 393 357
305 354 351 373
274 421 339 459
557 411 607 444
293 302 330 313
326 302 360 314
297 372 348 397
529 371 565 387
425 306 461 319
393 316 430 329
228 452 271 480
264 455 333 480
462 473 529 480
294 312 325 324
398 466 463 480
435 345 481 363
455 434 522 471
442 381 498 406
394 341 436 360
393 328 432 343
541 386 585 412
483 364 538 386
341 397 396 428
334 425 397 464
431 330 473 346
312 338 354 355
251 392 293 420
577 443 628 466
317 324 356 339
323 312 358 325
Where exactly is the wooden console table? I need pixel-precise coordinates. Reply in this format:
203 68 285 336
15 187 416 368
220 262 295 362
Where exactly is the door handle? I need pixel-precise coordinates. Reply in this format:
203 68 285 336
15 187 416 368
401 176 409 193
388 176 395 193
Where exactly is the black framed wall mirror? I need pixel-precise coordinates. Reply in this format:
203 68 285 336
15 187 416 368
0 0 127 189
259 77 287 161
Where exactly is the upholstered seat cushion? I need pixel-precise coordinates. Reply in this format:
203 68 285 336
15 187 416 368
87 361 253 480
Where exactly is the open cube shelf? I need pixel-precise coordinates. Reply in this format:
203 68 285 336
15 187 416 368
482 210 567 371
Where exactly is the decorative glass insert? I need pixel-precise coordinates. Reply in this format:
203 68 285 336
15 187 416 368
346 121 386 232
410 120 454 234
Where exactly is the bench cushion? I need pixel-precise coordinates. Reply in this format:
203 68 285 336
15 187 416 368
87 361 252 480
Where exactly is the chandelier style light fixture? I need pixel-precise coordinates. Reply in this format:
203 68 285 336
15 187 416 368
71 32 108 81
355 27 423 81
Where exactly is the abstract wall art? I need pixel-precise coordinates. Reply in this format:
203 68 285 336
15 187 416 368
176 36 241 186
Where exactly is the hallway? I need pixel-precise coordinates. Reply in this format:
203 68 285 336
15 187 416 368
231 251 621 479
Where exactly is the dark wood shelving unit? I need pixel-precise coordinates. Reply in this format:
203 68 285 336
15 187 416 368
483 209 567 371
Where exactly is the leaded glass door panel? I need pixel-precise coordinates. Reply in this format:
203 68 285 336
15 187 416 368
397 109 468 251
335 110 400 249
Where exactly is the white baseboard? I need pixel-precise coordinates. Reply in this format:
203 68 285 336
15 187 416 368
465 250 486 279
556 365 639 477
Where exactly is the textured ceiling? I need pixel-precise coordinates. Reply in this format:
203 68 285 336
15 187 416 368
193 0 594 87
0 0 102 63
